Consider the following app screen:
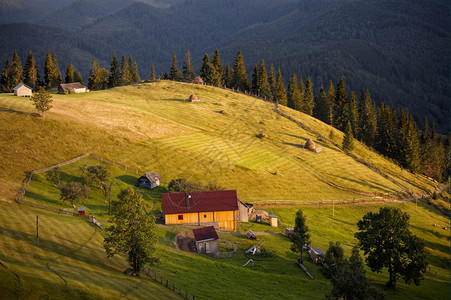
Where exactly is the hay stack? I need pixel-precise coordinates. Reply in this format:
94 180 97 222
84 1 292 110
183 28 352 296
188 94 198 101
304 139 316 150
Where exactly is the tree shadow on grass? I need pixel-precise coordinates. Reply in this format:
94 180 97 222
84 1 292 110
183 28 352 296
116 175 138 185
160 98 186 102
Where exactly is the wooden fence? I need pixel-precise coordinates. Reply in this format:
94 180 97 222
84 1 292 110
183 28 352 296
142 266 195 300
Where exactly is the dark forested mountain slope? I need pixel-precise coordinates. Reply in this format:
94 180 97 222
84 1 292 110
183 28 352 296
0 0 448 132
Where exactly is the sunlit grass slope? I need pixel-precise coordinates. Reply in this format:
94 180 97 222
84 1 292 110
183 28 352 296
0 80 437 203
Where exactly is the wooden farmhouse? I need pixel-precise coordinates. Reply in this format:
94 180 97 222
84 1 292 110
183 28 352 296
58 82 88 94
162 190 239 230
137 172 161 189
192 226 219 254
13 83 32 97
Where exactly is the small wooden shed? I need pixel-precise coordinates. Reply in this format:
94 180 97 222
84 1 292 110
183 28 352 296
193 226 219 254
309 247 325 264
13 83 32 97
77 207 85 216
58 82 88 94
137 172 160 189
268 213 278 227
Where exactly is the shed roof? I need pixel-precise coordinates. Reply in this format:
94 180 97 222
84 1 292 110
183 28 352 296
140 171 160 182
193 226 219 243
59 82 87 91
162 190 238 214
13 83 32 91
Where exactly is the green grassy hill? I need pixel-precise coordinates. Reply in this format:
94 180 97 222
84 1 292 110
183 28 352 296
0 81 448 299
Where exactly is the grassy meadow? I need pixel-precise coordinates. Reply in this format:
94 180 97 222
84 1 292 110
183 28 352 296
0 81 448 299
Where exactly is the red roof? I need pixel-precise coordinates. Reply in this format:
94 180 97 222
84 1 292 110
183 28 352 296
162 190 238 214
193 226 219 242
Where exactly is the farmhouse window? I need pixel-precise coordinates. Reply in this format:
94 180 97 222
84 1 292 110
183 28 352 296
204 214 207 218
178 215 183 220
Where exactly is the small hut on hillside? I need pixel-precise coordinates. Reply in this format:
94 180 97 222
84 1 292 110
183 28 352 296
13 83 32 97
193 226 219 254
137 172 161 189
191 76 204 85
58 82 88 94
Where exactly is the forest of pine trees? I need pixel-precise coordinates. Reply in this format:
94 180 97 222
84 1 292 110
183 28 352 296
1 49 449 181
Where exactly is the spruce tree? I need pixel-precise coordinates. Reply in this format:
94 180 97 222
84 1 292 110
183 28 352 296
257 59 272 100
182 50 195 82
231 51 249 92
23 50 39 91
251 64 259 95
120 55 131 86
200 54 216 85
348 91 359 137
88 58 108 90
442 134 450 180
149 65 156 81
303 76 314 115
333 77 348 131
0 61 11 92
358 89 377 147
268 64 276 100
108 53 120 88
313 86 328 122
51 53 62 88
65 63 75 83
274 68 287 106
398 109 421 173
375 102 398 158
211 49 224 86
325 80 335 125
287 72 301 110
343 120 355 151
73 70 83 84
169 53 182 81
44 51 54 88
10 50 23 89
132 61 140 83
223 63 233 88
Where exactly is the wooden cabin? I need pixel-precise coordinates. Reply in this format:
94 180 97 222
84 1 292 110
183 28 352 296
193 226 219 254
162 190 239 230
58 82 88 94
268 213 278 227
13 83 32 97
137 172 160 189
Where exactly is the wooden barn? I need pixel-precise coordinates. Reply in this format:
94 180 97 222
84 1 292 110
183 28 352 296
13 83 32 97
137 172 161 189
58 82 88 94
162 190 239 230
193 226 219 254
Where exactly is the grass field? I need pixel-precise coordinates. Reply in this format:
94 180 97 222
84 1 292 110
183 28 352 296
0 81 448 299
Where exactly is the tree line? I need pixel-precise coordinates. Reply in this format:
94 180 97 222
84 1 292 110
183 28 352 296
2 48 449 181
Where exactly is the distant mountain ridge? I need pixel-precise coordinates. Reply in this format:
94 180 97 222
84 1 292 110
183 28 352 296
0 0 449 132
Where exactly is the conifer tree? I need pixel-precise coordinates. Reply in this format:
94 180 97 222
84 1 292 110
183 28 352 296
149 65 156 81
73 69 83 84
333 77 348 131
343 120 354 151
325 80 335 125
120 55 131 86
88 58 109 90
268 64 276 100
0 61 11 92
132 61 140 83
108 53 120 88
375 102 398 158
223 63 233 88
211 49 224 86
348 91 359 136
302 76 314 115
23 50 39 91
287 72 301 110
257 59 272 100
169 53 182 81
232 51 249 92
65 63 75 83
313 86 328 122
251 64 259 95
274 68 287 106
10 50 23 89
358 89 377 147
44 51 54 88
398 109 421 173
200 53 216 85
51 53 62 87
182 50 195 82
442 134 450 181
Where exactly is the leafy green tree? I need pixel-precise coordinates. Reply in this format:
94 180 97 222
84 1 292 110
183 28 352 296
358 90 377 147
257 59 272 100
169 53 182 81
88 58 109 90
324 241 345 279
23 50 39 91
29 86 53 118
0 60 11 92
348 92 359 137
355 207 427 288
81 165 110 202
342 120 354 151
302 76 314 115
182 50 195 82
65 63 75 83
231 51 249 92
59 181 90 208
200 53 216 85
104 187 157 273
223 63 233 88
290 209 310 263
46 167 61 188
168 178 203 192
108 53 121 88
211 49 224 86
287 73 302 110
333 77 348 131
274 68 287 106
